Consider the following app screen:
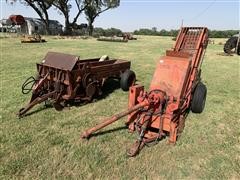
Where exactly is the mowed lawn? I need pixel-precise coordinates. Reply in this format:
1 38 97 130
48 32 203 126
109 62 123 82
0 34 239 179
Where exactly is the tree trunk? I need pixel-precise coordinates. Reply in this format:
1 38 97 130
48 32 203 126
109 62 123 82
64 15 72 35
88 22 94 36
44 21 50 35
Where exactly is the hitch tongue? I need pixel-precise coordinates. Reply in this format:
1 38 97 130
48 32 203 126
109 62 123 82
81 101 149 139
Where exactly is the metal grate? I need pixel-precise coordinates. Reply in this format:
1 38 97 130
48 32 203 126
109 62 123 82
179 29 202 55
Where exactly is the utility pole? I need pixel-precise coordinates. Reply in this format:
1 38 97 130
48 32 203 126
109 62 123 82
181 19 184 27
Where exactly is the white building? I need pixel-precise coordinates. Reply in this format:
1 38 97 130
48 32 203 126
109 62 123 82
0 16 63 35
21 17 63 35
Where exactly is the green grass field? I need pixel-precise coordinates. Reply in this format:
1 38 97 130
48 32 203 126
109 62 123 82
0 34 239 179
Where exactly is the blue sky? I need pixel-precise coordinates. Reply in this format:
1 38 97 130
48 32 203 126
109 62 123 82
1 0 239 31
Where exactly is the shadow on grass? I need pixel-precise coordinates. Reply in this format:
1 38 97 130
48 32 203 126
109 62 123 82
87 126 128 139
74 78 121 106
19 104 53 118
69 78 121 108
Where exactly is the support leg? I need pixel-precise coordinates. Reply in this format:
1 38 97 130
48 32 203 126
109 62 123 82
168 122 177 144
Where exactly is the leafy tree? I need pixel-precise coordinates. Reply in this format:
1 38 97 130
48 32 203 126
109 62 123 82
52 0 89 35
152 27 157 32
169 29 179 37
134 28 156 36
104 28 122 36
92 27 122 37
7 0 52 34
159 29 168 36
93 27 105 36
85 0 120 36
209 30 239 38
133 28 239 38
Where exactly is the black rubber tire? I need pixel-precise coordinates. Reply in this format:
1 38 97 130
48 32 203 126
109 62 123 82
224 36 238 54
191 82 207 113
120 70 136 91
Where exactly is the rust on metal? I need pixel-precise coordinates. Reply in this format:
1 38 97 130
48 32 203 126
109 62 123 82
43 52 79 71
81 27 209 156
18 53 135 117
81 101 148 139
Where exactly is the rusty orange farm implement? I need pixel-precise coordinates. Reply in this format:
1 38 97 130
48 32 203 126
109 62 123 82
81 27 209 156
18 52 135 117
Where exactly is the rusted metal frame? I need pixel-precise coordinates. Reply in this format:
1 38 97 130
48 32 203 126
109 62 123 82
196 30 208 70
53 70 64 103
76 58 100 64
180 28 206 103
182 28 194 51
91 66 130 74
47 68 52 93
156 103 166 140
37 64 47 78
198 35 208 72
174 29 183 51
66 71 74 99
191 28 206 68
87 59 117 66
90 70 122 80
175 27 188 51
72 71 82 98
185 29 206 99
37 63 71 72
127 85 144 124
80 27 208 156
132 111 162 146
133 112 144 132
178 27 189 51
179 62 198 107
90 60 130 70
20 52 134 118
32 72 49 93
44 71 70 86
85 59 129 68
90 65 130 79
166 50 190 58
37 64 43 78
81 101 149 138
181 30 199 53
19 91 56 117
168 121 177 144
171 28 206 119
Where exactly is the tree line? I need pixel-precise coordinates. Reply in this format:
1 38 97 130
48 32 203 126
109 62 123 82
133 28 239 38
7 0 120 35
92 27 122 37
77 27 239 38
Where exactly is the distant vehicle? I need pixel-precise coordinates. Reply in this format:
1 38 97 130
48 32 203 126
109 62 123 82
224 34 240 55
21 34 46 43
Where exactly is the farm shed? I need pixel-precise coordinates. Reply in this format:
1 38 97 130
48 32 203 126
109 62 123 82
0 15 63 35
21 17 63 35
